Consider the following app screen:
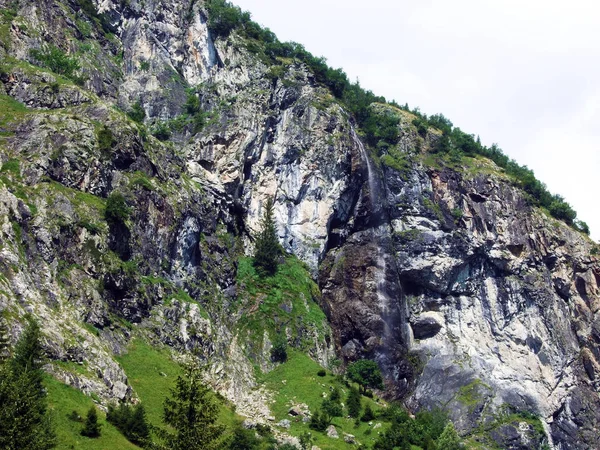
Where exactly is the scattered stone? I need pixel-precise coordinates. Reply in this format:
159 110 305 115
278 419 291 429
373 422 382 429
242 419 255 429
343 433 356 444
326 425 338 438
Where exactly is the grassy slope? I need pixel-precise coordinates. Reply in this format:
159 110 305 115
261 351 389 449
46 376 141 450
116 339 239 430
236 256 328 350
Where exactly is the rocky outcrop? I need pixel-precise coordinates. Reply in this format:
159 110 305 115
0 0 599 448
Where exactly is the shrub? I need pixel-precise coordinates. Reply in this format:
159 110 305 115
346 359 384 394
106 403 150 446
308 411 328 432
361 404 375 422
317 369 326 377
346 387 362 418
270 334 287 363
30 45 83 83
151 121 171 141
80 407 101 438
97 126 114 154
127 101 145 123
105 192 130 223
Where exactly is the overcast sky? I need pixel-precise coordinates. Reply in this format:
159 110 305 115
232 0 600 241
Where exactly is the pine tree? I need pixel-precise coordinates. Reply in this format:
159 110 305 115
253 197 282 276
128 404 150 446
81 407 101 438
361 403 375 422
158 363 225 450
0 317 56 450
346 387 362 418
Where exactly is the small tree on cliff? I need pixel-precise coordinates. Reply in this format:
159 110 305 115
253 197 282 276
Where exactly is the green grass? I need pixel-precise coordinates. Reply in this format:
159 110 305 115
116 339 238 430
236 256 328 351
45 375 141 450
260 351 388 449
0 94 28 133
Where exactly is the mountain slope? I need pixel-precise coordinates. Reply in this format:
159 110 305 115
0 0 599 449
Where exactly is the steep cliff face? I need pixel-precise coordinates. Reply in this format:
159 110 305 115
0 0 599 448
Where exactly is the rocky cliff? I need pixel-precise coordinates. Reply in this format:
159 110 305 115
0 0 598 448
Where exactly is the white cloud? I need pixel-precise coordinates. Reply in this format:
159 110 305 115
233 0 600 240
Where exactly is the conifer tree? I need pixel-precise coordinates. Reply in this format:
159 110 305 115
253 197 282 276
158 363 225 450
81 407 101 438
346 387 362 418
0 317 56 450
129 404 150 446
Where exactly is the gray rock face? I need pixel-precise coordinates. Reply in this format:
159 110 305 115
0 1 599 448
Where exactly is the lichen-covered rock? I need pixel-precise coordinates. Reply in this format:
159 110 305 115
0 1 599 449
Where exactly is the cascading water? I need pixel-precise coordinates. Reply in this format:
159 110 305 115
351 127 393 323
351 128 378 201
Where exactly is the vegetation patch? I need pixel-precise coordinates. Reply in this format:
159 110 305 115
260 351 388 449
235 256 327 353
46 376 140 450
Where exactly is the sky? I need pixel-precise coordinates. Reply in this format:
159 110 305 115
232 0 600 241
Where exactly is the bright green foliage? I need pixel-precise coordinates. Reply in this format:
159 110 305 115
253 197 282 276
157 363 226 450
80 407 101 438
106 403 150 446
346 387 362 418
321 397 343 424
105 192 130 223
362 109 400 149
29 46 82 83
206 0 251 38
0 318 56 450
127 101 145 123
346 359 384 393
437 422 462 450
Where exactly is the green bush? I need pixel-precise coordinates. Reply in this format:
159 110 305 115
80 407 101 438
151 121 171 141
106 403 150 446
105 192 130 223
346 387 362 418
270 334 287 363
127 101 145 123
29 45 82 83
317 369 326 377
97 126 114 154
346 359 383 394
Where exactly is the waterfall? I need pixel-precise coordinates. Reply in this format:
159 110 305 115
351 127 378 202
